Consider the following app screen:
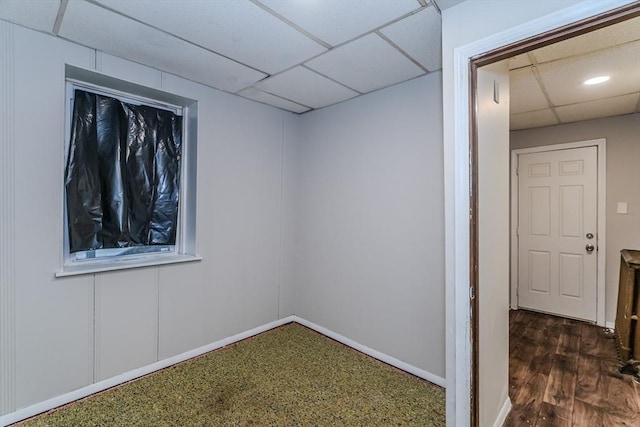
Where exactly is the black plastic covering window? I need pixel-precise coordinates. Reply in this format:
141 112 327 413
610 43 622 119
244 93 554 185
65 89 182 254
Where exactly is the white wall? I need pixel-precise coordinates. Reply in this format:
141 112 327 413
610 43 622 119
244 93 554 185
477 61 511 427
1 22 291 415
511 113 640 325
280 114 303 318
291 74 446 379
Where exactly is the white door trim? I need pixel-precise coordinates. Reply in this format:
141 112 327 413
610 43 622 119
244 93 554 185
510 139 606 326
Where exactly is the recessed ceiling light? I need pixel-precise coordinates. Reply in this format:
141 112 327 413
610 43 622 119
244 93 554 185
583 76 610 85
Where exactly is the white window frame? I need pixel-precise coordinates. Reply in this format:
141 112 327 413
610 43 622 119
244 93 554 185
56 65 200 277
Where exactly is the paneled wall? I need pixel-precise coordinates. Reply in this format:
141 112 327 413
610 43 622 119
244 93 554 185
291 74 446 379
1 22 288 415
12 24 96 410
1 19 17 415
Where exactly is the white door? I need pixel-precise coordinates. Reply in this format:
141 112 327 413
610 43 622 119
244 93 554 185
517 146 597 322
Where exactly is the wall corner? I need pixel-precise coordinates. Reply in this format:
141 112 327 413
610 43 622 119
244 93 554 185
0 19 16 416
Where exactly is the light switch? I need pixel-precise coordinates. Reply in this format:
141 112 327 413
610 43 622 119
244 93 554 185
617 202 628 214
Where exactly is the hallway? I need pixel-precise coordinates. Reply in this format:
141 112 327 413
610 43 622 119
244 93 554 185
504 310 640 426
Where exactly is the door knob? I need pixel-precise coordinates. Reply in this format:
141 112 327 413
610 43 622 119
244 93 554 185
586 244 595 254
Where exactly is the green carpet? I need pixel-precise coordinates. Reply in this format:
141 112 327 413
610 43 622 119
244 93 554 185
18 323 445 426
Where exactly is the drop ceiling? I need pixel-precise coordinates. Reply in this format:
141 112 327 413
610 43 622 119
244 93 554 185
509 15 640 130
0 0 638 130
0 0 448 114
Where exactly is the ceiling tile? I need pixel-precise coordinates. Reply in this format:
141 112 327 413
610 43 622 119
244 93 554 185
537 41 640 106
256 0 420 46
533 16 640 64
95 0 326 74
0 0 59 33
555 93 640 123
510 109 559 131
509 53 532 70
59 0 266 93
510 67 549 114
238 87 311 114
255 66 358 109
305 34 425 93
379 6 441 71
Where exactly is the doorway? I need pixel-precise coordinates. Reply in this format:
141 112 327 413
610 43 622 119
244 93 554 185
461 3 640 426
510 141 606 324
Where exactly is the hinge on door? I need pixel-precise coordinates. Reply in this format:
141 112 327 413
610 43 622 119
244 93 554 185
516 167 519 176
516 227 519 236
470 286 475 300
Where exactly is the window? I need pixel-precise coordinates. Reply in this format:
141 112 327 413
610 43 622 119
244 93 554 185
58 66 199 276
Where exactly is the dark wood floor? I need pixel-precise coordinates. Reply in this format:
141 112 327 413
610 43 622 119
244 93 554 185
503 310 640 427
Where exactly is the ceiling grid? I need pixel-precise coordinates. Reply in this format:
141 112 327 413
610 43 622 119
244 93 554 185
0 0 637 128
509 16 640 129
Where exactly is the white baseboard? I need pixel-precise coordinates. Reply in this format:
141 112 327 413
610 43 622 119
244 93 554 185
493 396 512 427
1 315 446 426
605 321 615 330
0 316 295 427
292 316 447 388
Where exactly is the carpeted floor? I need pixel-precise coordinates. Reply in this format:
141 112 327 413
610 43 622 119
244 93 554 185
17 323 445 426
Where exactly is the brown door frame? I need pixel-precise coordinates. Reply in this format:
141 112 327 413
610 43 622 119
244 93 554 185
468 3 640 425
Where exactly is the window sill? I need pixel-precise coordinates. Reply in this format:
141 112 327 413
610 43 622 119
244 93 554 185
55 254 202 278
